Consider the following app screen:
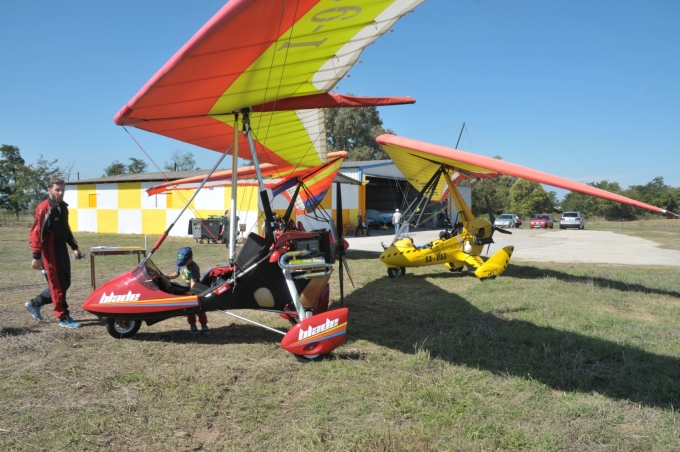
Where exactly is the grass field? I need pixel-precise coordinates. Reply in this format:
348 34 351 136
1 226 679 450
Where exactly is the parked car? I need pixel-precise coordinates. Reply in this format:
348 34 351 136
366 209 393 229
494 213 522 228
559 211 584 229
530 214 554 229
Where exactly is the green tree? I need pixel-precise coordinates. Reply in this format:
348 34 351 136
164 150 196 171
562 180 634 220
459 156 517 217
128 157 148 174
462 176 517 217
509 179 555 217
0 144 28 217
626 177 678 214
103 161 127 176
325 100 392 161
20 154 63 209
0 146 65 215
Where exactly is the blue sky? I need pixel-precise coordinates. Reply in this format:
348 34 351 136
1 0 678 193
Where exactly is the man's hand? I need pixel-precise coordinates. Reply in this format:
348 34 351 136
31 259 42 270
73 249 82 260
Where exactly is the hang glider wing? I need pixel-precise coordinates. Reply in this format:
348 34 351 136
376 134 678 217
115 0 423 168
147 152 347 214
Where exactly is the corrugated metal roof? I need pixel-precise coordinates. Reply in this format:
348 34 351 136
335 173 362 185
363 165 405 180
339 159 406 181
340 159 392 168
69 170 219 184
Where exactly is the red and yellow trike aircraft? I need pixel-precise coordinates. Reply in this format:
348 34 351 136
375 134 677 280
81 0 426 359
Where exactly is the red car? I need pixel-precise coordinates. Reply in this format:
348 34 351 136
530 214 554 229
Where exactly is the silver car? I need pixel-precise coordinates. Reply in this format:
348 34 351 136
494 213 521 228
559 211 584 229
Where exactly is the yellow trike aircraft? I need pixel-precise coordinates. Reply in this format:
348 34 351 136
376 134 677 280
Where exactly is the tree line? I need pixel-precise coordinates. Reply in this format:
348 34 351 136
102 150 198 176
0 145 68 218
461 171 678 220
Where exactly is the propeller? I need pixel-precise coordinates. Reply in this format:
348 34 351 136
486 196 512 236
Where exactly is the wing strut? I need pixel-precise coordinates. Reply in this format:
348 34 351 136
240 109 276 247
228 113 239 264
282 182 302 226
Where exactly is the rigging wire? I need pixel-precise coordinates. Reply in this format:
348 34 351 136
122 126 235 248
250 0 302 174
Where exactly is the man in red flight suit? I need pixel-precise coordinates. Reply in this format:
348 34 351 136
26 178 83 328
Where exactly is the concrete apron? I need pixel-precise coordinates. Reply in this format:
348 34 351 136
343 227 680 267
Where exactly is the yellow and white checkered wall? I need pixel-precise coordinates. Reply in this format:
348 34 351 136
65 182 360 237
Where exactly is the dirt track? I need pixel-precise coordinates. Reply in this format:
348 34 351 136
344 227 680 266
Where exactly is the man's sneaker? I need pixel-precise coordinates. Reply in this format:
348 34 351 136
201 325 210 335
190 325 200 335
25 301 43 321
59 316 80 329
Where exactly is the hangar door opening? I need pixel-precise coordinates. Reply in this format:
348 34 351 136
365 177 447 215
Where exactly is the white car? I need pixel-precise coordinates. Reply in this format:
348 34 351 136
494 213 521 228
559 211 584 229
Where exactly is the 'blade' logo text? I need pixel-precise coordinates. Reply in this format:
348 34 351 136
298 317 339 340
100 291 141 303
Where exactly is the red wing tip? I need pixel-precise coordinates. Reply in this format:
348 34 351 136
114 106 145 126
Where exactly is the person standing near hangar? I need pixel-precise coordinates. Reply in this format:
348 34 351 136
26 178 83 328
392 208 402 235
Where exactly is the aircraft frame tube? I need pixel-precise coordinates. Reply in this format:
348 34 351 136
217 310 285 336
244 118 266 193
229 115 239 264
294 268 332 279
279 251 311 320
242 111 275 243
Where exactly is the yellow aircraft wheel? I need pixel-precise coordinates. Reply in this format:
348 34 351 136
387 267 406 278
448 264 463 272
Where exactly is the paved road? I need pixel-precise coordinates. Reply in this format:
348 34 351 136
344 227 680 266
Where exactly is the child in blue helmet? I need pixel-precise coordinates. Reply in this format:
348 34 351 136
167 246 209 334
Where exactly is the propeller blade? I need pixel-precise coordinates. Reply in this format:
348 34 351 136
485 196 496 225
494 226 512 235
339 252 344 305
335 181 345 306
341 256 355 288
328 219 339 244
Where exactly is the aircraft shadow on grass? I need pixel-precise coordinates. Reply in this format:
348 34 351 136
341 273 680 410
